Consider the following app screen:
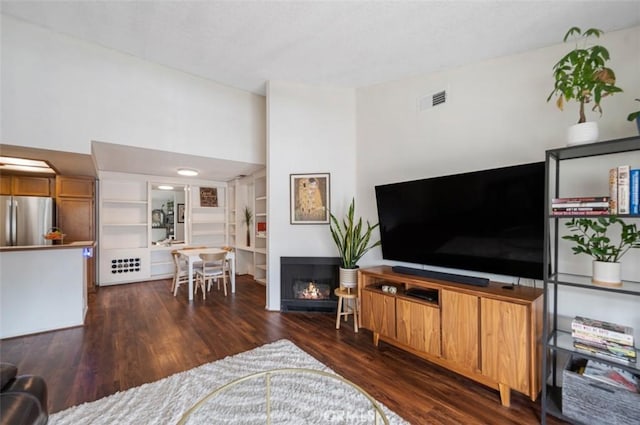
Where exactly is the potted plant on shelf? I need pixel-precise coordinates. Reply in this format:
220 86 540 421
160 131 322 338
329 198 381 291
563 217 640 286
243 206 253 247
627 98 640 134
547 27 623 146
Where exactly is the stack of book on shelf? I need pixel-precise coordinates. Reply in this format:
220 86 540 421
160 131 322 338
579 359 639 393
551 197 609 216
609 165 640 215
571 316 637 365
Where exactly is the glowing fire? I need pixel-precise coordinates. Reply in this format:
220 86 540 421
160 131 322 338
301 281 322 299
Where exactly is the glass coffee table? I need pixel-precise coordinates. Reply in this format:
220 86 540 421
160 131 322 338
178 368 389 425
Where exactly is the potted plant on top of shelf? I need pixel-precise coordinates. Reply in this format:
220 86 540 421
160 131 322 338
627 98 640 134
563 217 640 286
547 27 623 146
329 198 381 291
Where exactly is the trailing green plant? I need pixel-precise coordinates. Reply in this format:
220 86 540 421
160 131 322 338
563 217 640 262
627 98 640 122
547 27 623 124
329 198 381 269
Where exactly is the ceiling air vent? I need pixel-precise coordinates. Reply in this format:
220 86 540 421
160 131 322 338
418 89 447 111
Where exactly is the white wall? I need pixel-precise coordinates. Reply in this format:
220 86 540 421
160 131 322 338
266 81 356 310
0 15 265 164
356 26 640 337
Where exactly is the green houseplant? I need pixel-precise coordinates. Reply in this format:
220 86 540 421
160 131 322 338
547 27 623 145
329 198 381 289
563 217 640 284
627 98 640 134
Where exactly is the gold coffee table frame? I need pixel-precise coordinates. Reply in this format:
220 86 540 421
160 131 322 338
178 368 390 425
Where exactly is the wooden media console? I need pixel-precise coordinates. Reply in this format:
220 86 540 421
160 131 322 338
358 266 543 407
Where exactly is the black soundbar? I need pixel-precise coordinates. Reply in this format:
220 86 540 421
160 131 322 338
391 266 490 287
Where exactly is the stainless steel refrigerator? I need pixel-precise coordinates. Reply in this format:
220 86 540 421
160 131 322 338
1 195 53 247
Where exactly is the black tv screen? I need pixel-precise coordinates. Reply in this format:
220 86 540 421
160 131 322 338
374 162 545 280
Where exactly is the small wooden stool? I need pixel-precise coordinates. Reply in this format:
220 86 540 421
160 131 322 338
334 287 358 332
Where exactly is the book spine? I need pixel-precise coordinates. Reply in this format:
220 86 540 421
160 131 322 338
551 202 609 208
551 210 610 216
573 342 637 363
609 168 618 214
552 207 609 212
571 322 635 345
631 168 639 215
552 196 609 203
572 338 637 357
572 329 635 347
618 165 630 215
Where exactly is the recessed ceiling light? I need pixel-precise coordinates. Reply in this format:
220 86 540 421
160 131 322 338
158 185 174 190
0 156 56 174
177 168 198 177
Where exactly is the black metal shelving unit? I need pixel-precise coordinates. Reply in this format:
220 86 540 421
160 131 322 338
541 136 640 424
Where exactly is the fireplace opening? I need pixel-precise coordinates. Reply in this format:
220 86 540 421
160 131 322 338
281 257 340 312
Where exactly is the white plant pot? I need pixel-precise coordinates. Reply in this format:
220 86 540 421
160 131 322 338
339 267 359 291
567 122 599 146
592 260 622 286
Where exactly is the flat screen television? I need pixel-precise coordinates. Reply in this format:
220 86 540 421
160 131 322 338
374 161 545 280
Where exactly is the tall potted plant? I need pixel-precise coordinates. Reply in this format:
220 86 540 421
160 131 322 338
330 198 381 291
563 217 640 285
243 206 253 247
547 27 623 146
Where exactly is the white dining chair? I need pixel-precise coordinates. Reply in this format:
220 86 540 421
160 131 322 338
194 252 229 300
171 246 206 297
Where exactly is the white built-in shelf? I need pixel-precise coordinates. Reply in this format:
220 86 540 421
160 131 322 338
255 277 267 285
192 230 226 236
254 248 267 254
256 196 267 201
103 223 148 227
103 199 147 205
256 264 267 271
256 213 267 217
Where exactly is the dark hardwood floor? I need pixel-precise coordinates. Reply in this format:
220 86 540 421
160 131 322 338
0 276 566 424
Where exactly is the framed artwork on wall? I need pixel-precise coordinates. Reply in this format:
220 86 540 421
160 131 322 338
199 187 218 207
177 204 185 223
290 173 330 224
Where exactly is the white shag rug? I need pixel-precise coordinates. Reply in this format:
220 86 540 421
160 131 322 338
49 339 409 424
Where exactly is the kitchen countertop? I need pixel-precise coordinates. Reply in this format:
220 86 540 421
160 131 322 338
0 241 95 253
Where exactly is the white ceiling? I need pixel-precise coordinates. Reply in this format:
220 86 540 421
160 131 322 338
2 1 639 179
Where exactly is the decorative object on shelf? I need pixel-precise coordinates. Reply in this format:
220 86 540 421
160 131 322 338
177 203 185 223
243 206 253 247
563 216 640 286
329 198 381 290
627 98 640 134
199 187 218 207
290 173 330 224
44 227 65 244
547 27 623 146
151 209 165 228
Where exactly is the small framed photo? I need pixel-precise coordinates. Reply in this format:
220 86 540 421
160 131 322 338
177 204 185 223
290 173 330 224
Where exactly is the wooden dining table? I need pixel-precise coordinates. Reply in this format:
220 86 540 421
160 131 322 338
176 247 236 301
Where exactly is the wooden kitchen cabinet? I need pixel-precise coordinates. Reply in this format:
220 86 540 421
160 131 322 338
0 174 53 196
56 175 95 198
56 176 96 292
0 175 11 195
